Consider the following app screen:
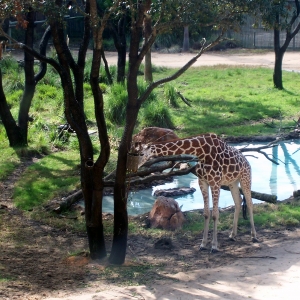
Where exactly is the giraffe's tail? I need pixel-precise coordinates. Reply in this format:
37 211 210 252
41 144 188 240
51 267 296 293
242 195 248 220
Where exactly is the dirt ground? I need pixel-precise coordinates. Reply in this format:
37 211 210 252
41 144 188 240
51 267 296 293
101 49 300 71
1 51 300 300
7 48 300 71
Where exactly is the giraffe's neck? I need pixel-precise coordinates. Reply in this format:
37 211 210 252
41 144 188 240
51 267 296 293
140 134 224 165
148 139 199 157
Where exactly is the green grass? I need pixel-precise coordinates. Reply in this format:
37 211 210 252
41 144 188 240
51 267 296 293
152 66 300 137
13 151 80 210
180 201 300 235
0 147 20 180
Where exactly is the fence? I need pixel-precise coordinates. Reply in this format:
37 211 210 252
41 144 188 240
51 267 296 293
231 15 300 49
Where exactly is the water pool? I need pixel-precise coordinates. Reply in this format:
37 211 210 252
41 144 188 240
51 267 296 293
102 140 300 215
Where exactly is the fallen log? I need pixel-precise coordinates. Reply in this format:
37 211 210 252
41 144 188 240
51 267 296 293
58 190 83 212
58 183 277 212
221 185 277 203
154 187 196 197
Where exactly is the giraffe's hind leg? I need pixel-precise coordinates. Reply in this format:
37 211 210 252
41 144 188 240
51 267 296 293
228 180 243 241
240 179 258 243
210 185 221 252
199 180 210 250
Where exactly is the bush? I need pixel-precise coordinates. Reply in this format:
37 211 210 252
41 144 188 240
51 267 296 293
40 65 61 87
0 56 19 73
105 82 127 125
164 83 179 108
142 100 174 128
2 69 24 93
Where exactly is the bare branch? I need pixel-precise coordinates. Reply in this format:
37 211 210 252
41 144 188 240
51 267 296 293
177 91 192 107
138 29 226 106
239 139 284 165
143 154 198 167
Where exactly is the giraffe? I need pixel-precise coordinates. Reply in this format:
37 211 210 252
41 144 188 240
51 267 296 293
138 133 258 252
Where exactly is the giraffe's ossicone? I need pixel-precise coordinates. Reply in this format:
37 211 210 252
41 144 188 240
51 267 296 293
138 133 258 252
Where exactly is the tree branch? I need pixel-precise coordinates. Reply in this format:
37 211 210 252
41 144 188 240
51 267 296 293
177 91 192 107
138 29 226 106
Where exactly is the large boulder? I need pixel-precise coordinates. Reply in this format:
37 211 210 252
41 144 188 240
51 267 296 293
133 127 178 145
148 196 185 230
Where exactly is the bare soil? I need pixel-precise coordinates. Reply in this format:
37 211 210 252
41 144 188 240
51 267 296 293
8 48 300 71
1 51 300 299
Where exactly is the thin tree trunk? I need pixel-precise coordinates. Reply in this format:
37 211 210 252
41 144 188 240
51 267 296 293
109 105 139 264
272 9 297 90
144 10 153 82
109 2 146 262
0 69 24 146
49 0 108 260
100 48 113 85
88 44 110 259
182 25 189 52
18 9 36 144
117 13 127 83
85 0 109 259
273 25 283 90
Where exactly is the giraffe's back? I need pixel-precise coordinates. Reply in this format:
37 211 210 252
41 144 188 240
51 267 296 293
194 134 251 186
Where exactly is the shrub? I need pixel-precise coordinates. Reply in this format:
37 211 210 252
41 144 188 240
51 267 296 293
0 56 19 72
105 82 127 125
40 66 61 87
142 100 174 128
164 83 179 108
2 69 24 93
6 90 23 107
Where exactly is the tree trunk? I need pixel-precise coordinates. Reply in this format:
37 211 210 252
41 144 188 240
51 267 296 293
18 9 36 144
117 14 127 83
272 8 298 90
100 48 113 85
109 145 129 264
109 2 146 261
273 26 284 90
110 10 127 83
0 69 24 146
182 25 189 52
144 12 153 82
88 40 111 259
83 162 107 259
48 0 108 260
117 43 127 83
109 105 139 264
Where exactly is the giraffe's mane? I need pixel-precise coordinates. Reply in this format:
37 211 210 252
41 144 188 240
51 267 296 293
147 133 219 146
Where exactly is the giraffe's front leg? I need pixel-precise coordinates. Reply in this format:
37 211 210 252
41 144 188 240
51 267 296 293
199 180 210 250
211 185 221 253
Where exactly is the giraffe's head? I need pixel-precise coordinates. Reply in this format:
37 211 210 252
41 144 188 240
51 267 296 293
137 144 154 168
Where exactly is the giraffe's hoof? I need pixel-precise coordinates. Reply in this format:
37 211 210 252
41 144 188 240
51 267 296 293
229 236 236 242
210 248 219 253
252 237 260 243
199 245 208 251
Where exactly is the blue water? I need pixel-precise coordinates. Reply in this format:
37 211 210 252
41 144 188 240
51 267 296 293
102 140 300 215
